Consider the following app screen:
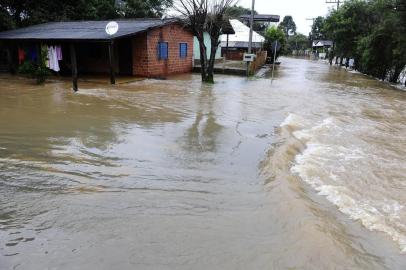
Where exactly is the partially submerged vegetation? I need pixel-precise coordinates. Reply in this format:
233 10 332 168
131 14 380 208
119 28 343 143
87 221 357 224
17 46 49 84
316 0 406 85
174 0 236 83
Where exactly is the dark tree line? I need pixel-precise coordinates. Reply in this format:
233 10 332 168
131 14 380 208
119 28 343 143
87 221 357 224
0 0 173 31
319 0 406 84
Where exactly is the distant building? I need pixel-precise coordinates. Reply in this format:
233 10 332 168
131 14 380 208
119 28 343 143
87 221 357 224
220 19 265 60
312 40 333 51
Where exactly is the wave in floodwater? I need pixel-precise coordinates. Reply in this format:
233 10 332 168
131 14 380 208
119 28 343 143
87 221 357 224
274 113 406 253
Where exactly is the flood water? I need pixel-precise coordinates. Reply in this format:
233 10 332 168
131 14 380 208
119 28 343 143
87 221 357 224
1 57 405 269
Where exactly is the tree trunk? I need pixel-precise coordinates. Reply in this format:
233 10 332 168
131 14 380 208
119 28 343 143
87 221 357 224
206 35 220 84
197 33 210 82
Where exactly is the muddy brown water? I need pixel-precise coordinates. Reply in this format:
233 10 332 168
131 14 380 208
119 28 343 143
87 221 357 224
0 58 405 269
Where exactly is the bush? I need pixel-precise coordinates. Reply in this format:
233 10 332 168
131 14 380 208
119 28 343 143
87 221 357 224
18 59 50 84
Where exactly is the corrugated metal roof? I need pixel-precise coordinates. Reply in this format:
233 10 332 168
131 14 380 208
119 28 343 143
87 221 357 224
312 40 333 47
220 19 264 48
240 14 280 22
0 19 178 41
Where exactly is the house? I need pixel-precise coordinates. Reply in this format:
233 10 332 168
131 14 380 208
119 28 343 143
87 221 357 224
0 19 193 91
193 20 235 63
220 19 265 61
193 33 222 62
312 40 333 52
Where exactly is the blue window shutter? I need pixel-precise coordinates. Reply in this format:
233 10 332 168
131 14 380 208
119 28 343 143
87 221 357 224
179 43 187 58
162 42 168 59
158 42 168 60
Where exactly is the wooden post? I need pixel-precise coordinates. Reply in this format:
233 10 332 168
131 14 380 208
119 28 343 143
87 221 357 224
70 43 78 92
226 34 229 59
37 44 42 66
108 40 115 85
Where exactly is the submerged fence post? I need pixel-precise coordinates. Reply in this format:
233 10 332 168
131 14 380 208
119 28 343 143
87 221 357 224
108 40 116 85
70 43 78 92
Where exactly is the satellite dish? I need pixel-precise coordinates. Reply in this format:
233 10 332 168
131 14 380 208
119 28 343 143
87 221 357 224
105 21 119 36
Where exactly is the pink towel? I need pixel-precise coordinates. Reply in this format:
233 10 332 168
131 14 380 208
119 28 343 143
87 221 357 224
56 46 63 61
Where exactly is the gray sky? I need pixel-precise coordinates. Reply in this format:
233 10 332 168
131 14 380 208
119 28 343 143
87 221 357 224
238 0 337 34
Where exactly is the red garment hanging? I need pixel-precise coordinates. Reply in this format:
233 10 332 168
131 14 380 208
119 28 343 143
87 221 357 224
18 48 26 64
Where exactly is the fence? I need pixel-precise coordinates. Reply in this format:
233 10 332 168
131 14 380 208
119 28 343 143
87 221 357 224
249 51 267 75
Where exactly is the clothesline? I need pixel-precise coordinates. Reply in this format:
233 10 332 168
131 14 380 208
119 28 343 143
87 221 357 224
46 45 62 72
17 45 63 72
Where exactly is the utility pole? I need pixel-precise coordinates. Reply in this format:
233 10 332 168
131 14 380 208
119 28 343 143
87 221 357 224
306 18 316 26
248 0 255 54
326 0 341 10
247 0 255 77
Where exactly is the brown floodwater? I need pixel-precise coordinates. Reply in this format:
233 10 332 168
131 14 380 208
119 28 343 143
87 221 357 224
0 57 405 269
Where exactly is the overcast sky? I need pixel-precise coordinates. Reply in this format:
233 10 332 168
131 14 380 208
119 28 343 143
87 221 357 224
237 0 337 34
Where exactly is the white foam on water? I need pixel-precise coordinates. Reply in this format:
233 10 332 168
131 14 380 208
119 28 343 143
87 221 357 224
283 115 406 253
279 113 308 129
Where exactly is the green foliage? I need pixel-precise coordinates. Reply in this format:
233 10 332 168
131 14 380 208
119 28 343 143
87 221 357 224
121 0 173 18
264 26 286 61
225 5 268 33
278 15 296 37
310 16 326 41
18 60 50 84
286 33 310 53
322 0 406 83
0 6 14 31
225 5 256 18
17 46 50 84
0 0 172 29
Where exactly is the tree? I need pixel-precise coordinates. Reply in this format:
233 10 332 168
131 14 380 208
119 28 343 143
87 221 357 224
121 0 173 18
225 4 255 18
278 15 296 38
0 0 173 29
322 0 406 84
175 0 236 83
0 6 14 31
264 26 285 62
310 16 326 41
286 33 309 53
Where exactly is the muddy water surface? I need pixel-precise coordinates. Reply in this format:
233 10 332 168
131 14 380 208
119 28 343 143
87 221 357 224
1 58 406 269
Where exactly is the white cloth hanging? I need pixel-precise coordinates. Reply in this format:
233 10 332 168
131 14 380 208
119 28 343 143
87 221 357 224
349 58 355 69
47 46 60 72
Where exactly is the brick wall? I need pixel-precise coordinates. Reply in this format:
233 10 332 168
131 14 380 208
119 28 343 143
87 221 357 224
133 23 193 77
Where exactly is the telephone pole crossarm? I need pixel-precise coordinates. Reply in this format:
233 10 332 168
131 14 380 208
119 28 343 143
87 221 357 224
326 0 341 9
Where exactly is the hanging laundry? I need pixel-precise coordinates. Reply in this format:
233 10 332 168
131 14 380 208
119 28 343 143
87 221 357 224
349 58 355 69
29 47 38 63
18 48 26 64
47 46 60 72
55 46 63 61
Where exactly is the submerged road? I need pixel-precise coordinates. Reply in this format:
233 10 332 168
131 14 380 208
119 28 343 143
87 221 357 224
0 58 405 269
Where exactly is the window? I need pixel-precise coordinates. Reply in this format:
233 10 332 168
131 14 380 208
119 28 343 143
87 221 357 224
179 43 188 58
158 42 168 60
